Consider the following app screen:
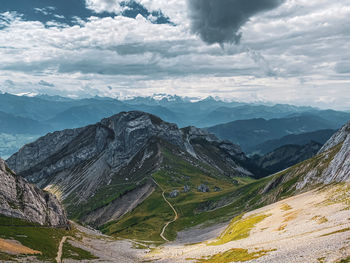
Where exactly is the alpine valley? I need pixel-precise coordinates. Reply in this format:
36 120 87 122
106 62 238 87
0 97 350 262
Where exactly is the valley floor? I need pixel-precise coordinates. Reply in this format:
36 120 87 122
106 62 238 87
2 185 350 263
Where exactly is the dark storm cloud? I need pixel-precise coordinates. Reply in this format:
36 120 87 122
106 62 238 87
188 0 285 45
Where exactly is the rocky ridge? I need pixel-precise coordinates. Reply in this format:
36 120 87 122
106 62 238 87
7 111 258 225
0 158 68 226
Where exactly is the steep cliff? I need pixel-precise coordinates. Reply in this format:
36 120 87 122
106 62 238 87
0 158 68 226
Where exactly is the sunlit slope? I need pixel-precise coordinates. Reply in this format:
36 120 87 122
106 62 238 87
105 121 350 243
147 183 350 262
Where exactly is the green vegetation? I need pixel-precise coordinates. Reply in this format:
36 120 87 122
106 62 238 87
101 146 254 242
317 257 326 263
102 141 344 243
66 182 140 220
101 189 174 242
280 204 292 211
101 151 293 243
101 146 264 242
0 216 72 262
194 248 276 263
338 256 350 263
321 227 350 237
322 183 350 209
277 224 287 231
62 241 97 260
312 215 328 224
0 252 16 261
210 213 271 246
132 243 149 250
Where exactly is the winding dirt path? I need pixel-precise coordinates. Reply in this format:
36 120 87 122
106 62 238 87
55 236 68 263
152 178 178 242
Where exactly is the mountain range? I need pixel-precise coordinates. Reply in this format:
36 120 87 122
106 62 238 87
1 110 350 262
251 129 335 155
5 112 350 232
251 141 323 174
207 115 338 153
0 93 349 159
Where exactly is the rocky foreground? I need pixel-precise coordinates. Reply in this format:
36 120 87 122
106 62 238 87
30 184 348 263
146 185 350 263
0 158 67 226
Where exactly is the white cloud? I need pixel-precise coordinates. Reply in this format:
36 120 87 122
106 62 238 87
0 0 350 109
85 0 188 25
85 0 125 14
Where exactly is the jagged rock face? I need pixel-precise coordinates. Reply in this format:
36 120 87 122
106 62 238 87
319 121 350 153
0 158 68 226
7 111 256 224
313 121 350 184
262 121 350 194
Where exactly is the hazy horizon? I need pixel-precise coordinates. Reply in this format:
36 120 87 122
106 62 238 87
2 91 350 112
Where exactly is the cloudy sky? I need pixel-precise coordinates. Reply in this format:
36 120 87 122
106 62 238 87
0 0 350 109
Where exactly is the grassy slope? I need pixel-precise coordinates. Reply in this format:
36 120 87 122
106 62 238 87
101 147 258 242
194 248 276 263
0 216 98 262
102 188 174 242
209 213 271 246
0 216 70 262
104 142 343 243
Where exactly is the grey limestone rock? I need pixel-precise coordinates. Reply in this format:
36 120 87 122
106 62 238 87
197 184 210 193
0 158 68 226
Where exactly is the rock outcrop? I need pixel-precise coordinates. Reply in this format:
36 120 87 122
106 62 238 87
303 121 350 185
7 111 259 225
261 121 350 194
0 158 68 226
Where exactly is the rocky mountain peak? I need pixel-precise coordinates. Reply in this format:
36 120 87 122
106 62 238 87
319 121 350 153
6 111 259 226
0 158 68 226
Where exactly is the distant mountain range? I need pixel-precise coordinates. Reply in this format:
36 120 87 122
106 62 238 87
0 93 349 158
1 93 349 130
207 116 340 153
251 141 323 174
0 111 51 134
252 129 335 155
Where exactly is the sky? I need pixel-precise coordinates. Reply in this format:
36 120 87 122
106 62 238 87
0 0 350 109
